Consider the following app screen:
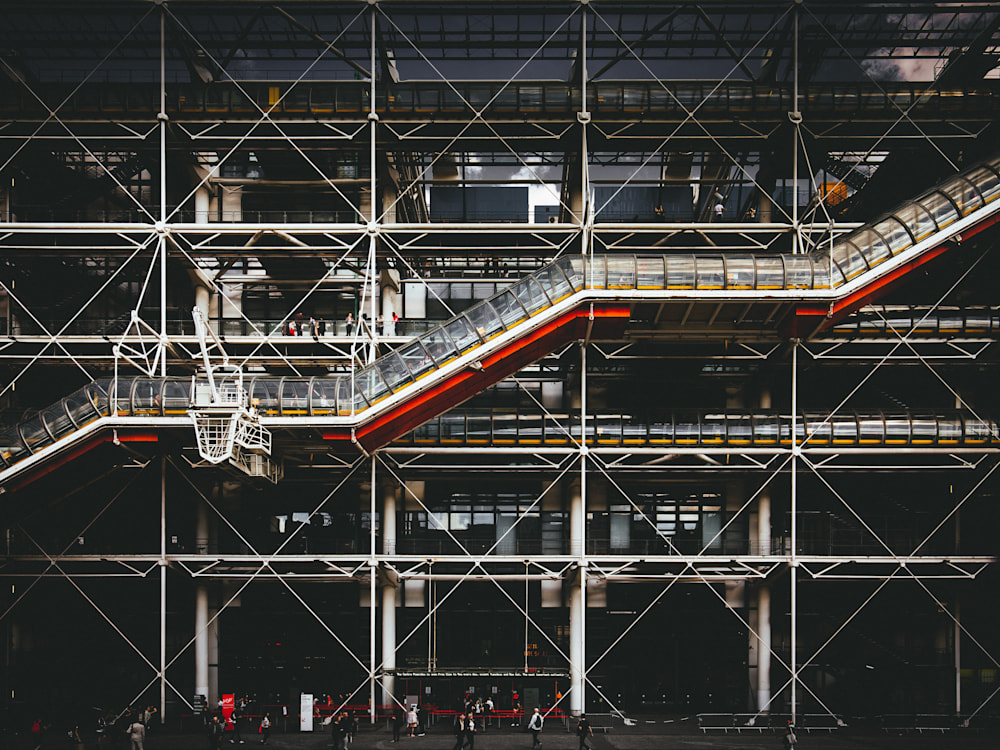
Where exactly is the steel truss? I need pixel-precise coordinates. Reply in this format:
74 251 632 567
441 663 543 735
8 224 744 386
2 0 1000 732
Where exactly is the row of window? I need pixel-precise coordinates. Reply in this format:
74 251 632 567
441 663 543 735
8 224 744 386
3 376 997 469
2 81 995 118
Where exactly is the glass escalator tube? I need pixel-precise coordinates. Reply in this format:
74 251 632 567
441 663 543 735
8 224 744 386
0 426 28 466
41 402 76 440
18 414 53 454
606 255 637 289
509 275 552 316
938 176 984 217
489 289 529 330
462 302 505 343
376 351 415 394
396 339 438 383
279 378 312 416
892 202 938 244
357 362 393 406
725 256 755 290
162 378 193 415
636 256 666 290
535 262 576 302
250 378 281 416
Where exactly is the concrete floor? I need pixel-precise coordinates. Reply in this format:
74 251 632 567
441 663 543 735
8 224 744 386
12 719 998 750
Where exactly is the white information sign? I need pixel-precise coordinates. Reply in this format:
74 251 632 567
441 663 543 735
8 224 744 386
300 693 314 732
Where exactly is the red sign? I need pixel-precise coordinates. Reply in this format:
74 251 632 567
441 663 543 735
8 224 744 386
222 694 234 728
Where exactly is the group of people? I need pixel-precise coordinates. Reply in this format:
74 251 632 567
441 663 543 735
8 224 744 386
345 311 400 337
205 707 271 748
285 312 326 337
29 705 159 750
483 258 513 277
326 710 359 750
392 704 424 740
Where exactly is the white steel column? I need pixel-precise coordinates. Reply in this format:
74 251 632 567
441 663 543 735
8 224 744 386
955 595 962 716
160 457 167 724
568 342 587 716
790 342 799 724
381 480 397 707
158 4 168 375
195 503 209 702
369 457 377 723
756 483 772 712
757 582 772 713
790 0 802 254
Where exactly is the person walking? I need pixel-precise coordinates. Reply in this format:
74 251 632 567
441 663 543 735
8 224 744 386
230 704 244 744
576 715 593 750
126 714 146 750
462 713 476 750
452 713 466 750
207 715 224 750
782 723 798 749
258 713 271 744
528 707 544 748
393 705 405 742
331 714 347 750
406 706 418 737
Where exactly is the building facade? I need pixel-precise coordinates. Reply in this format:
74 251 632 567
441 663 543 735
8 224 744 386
1 0 999 731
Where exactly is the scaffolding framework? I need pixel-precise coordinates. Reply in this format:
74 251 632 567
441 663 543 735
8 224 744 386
1 0 1000 733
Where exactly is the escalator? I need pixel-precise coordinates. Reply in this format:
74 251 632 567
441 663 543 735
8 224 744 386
3 154 1000 485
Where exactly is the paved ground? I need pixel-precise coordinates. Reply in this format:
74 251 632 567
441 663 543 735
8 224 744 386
10 719 999 750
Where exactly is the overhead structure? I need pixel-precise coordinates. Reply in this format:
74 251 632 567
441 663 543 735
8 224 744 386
1 0 999 735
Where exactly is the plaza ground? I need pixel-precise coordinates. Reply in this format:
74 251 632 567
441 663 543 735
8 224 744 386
10 716 999 750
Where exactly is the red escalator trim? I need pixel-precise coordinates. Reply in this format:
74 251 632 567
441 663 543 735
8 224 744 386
323 303 630 450
4 429 159 492
785 211 1000 338
784 244 950 338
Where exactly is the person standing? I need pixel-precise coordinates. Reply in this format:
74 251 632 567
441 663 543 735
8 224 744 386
576 715 593 750
528 707 544 748
484 696 493 732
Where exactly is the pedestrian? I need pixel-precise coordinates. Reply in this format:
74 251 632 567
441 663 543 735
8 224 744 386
230 704 244 744
258 712 271 744
782 723 798 749
126 714 146 750
406 705 418 737
452 713 465 750
714 201 724 220
484 697 493 731
528 707 544 748
70 722 85 750
462 713 476 750
415 704 424 736
207 715 225 750
392 705 405 742
576 714 593 750
331 714 346 750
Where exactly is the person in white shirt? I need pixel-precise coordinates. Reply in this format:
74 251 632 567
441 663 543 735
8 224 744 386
528 707 543 748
